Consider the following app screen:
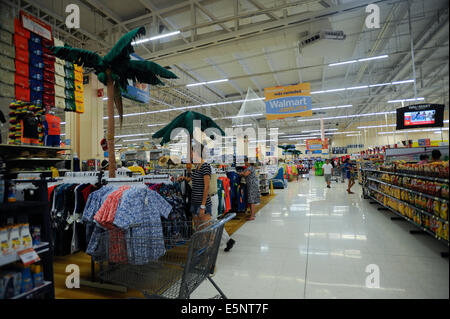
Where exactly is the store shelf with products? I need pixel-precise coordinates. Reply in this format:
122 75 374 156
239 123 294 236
368 194 449 247
11 280 52 299
0 242 50 267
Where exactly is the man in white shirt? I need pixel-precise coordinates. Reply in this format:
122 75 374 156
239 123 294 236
323 159 333 188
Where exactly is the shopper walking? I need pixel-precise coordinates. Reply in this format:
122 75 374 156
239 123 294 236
418 154 429 165
343 158 355 194
239 156 260 221
323 159 333 188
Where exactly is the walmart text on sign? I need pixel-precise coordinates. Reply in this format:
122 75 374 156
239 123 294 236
264 83 312 120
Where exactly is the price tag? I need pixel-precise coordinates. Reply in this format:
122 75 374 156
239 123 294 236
17 248 41 266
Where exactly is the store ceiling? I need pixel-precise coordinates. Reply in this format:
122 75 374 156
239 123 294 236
6 0 449 146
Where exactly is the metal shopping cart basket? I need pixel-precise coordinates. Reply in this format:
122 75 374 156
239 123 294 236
331 166 341 183
94 213 236 299
299 166 309 180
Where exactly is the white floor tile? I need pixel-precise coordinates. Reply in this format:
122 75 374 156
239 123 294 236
191 175 449 299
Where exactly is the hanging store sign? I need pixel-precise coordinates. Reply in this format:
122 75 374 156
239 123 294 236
20 11 52 41
306 138 328 151
121 54 150 104
264 83 312 120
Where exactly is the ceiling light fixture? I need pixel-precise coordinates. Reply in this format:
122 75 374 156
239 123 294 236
310 79 414 94
115 133 151 138
328 55 388 67
387 97 424 103
186 79 229 87
297 111 396 122
216 113 263 120
312 105 352 111
357 124 396 129
132 30 181 45
377 128 449 135
122 138 150 142
232 123 253 127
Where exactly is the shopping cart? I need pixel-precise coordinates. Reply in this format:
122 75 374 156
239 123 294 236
94 213 236 299
331 166 341 183
299 166 309 180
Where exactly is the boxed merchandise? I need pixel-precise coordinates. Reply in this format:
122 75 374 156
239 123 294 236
75 100 84 114
74 64 83 73
55 57 64 66
41 37 53 47
55 85 65 98
28 41 43 56
65 89 75 100
30 79 44 92
0 54 15 72
55 96 65 109
74 71 83 82
14 74 29 88
55 63 64 76
64 67 74 80
31 226 41 246
43 81 55 95
43 70 55 84
9 225 22 252
15 60 29 78
31 264 44 287
15 48 29 63
64 78 74 90
0 42 15 58
20 224 32 249
0 29 12 45
0 68 15 85
55 74 65 87
65 98 76 112
74 80 83 92
0 271 22 299
0 82 14 98
0 227 11 256
15 85 30 101
30 90 43 105
13 34 28 51
43 57 55 73
30 55 44 69
64 61 74 70
54 37 64 47
42 52 55 62
29 33 41 45
0 19 14 33
74 90 83 103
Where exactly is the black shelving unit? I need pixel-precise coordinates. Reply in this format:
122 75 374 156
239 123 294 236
0 144 59 299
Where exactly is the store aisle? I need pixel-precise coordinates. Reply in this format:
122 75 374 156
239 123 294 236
192 175 449 299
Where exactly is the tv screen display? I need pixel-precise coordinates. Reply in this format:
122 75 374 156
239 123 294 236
396 104 444 130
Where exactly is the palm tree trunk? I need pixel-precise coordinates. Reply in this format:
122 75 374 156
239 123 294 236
106 69 116 178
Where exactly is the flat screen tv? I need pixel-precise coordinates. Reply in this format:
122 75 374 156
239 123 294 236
396 104 445 130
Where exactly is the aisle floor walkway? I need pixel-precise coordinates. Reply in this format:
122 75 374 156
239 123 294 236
192 175 449 299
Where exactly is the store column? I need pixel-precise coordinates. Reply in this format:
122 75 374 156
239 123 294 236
65 73 104 162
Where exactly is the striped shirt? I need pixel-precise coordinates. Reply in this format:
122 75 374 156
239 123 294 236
191 162 212 207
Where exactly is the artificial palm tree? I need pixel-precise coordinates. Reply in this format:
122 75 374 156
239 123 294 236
49 27 177 177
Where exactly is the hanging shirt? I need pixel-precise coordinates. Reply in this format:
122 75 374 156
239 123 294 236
44 114 61 136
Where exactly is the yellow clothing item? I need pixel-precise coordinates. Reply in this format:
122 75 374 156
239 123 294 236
127 166 145 175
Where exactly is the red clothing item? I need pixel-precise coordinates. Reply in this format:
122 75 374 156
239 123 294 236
45 114 61 135
94 186 130 228
219 177 231 213
48 185 57 202
81 184 96 202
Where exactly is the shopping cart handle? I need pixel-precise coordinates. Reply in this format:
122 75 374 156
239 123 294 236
220 213 236 224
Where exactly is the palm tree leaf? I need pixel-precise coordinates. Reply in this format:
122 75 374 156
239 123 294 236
103 27 145 66
123 60 166 86
129 60 178 79
49 45 103 70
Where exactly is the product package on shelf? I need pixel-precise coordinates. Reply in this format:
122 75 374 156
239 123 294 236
0 42 15 58
8 100 45 146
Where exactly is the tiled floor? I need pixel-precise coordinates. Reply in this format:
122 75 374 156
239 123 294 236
191 175 449 299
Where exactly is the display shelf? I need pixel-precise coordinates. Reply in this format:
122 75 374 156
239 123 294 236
0 242 50 267
0 144 70 151
367 186 448 224
363 168 449 183
0 201 47 215
11 280 53 299
368 195 449 246
367 177 449 203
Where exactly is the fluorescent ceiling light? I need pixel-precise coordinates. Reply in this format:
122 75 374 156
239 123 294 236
102 97 108 100
328 55 388 67
60 133 65 136
147 123 167 127
387 97 424 103
103 97 265 120
132 31 181 45
122 138 150 142
301 128 339 133
297 111 395 122
312 105 352 111
328 60 357 67
310 79 414 95
217 113 263 120
61 122 66 125
186 79 228 87
346 134 361 137
357 124 396 129
232 123 253 127
115 133 151 138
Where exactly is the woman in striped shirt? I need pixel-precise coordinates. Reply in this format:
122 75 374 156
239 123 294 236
177 144 212 229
